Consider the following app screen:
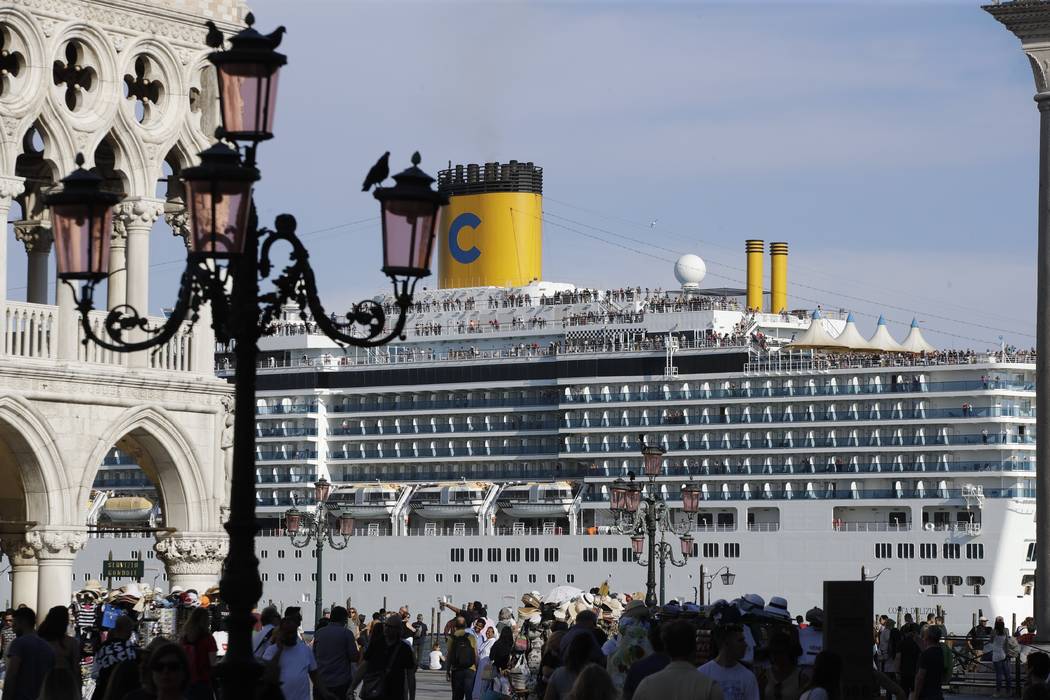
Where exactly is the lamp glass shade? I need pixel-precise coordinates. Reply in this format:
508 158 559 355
314 478 332 503
624 486 642 514
722 571 735 586
216 62 280 141
380 197 436 277
185 178 252 256
51 202 114 280
285 508 302 534
338 513 354 536
680 534 694 557
681 485 701 514
641 446 665 477
610 482 628 513
631 535 645 556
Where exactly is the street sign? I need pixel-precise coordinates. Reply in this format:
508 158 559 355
102 559 144 580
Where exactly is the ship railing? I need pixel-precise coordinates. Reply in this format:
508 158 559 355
746 350 1036 373
831 521 912 532
745 523 780 532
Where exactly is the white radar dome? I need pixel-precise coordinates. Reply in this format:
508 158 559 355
674 253 707 288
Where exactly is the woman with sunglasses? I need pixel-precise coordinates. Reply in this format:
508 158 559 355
146 642 191 700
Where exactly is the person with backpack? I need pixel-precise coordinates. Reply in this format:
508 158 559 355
446 616 478 700
350 614 415 700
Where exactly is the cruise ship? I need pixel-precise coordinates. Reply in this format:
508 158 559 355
51 161 1039 629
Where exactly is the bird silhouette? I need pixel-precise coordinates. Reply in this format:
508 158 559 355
362 151 390 192
204 21 224 49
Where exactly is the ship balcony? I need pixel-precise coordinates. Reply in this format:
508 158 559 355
256 496 316 507
255 403 318 416
581 486 1034 503
255 471 318 484
255 450 319 462
329 394 558 414
256 427 318 439
329 445 559 461
561 406 1035 430
561 378 1034 405
330 420 559 437
92 477 155 488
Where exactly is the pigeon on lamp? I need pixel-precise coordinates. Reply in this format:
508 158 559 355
204 21 224 49
362 151 390 192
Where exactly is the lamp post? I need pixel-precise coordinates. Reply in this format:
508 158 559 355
697 565 736 606
610 439 698 607
284 478 353 627
42 13 446 692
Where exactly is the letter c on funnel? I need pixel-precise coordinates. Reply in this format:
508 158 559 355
449 212 482 264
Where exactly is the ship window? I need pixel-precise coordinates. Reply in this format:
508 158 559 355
529 574 537 584
897 544 915 559
295 550 303 559
725 543 740 558
310 573 316 582
400 574 408 582
943 544 961 559
436 574 443 582
525 548 540 562
454 574 461 583
602 548 618 562
943 575 962 595
919 575 937 594
547 574 556 583
491 574 498 583
566 574 575 583
451 548 464 562
623 547 635 561
889 512 907 526
418 574 425 583
966 576 985 595
510 574 518 583
329 573 337 582
471 574 480 583
260 551 267 559
703 543 719 558
506 548 521 562
544 548 559 562
469 548 483 562
278 573 285 582
1027 542 1037 562
966 544 984 560
487 548 501 562
920 544 937 559
147 551 154 559
262 573 268 582
381 573 389 582
583 548 597 562
875 543 892 559
364 574 371 582
277 550 285 558
294 573 302 582
347 574 353 582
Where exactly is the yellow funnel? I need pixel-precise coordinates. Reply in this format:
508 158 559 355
746 239 764 312
436 161 543 289
770 241 788 314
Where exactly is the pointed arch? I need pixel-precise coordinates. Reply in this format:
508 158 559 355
78 405 213 532
0 395 70 526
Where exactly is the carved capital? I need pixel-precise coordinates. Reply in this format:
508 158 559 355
13 220 53 254
154 533 228 575
26 528 87 559
164 200 192 249
0 535 36 562
0 176 25 202
113 197 165 238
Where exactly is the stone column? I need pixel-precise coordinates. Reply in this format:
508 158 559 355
165 202 215 374
13 221 53 304
154 532 228 594
114 198 164 369
0 176 26 307
108 218 128 311
0 536 38 610
27 528 86 612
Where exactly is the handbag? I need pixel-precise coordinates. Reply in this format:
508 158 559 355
360 643 399 700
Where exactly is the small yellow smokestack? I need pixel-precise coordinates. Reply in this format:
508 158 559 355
745 239 764 312
770 241 788 314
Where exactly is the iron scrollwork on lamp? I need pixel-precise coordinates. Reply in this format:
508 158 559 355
43 12 447 692
610 438 700 607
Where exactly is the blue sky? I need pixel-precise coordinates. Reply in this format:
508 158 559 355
10 1 1039 349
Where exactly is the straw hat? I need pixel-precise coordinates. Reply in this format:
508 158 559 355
764 596 791 620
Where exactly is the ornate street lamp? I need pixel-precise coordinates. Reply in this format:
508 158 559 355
43 13 447 693
284 480 349 628
615 437 692 607
698 565 736 606
45 154 122 281
681 483 701 514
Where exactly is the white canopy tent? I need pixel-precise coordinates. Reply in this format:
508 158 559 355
787 310 842 350
867 315 905 353
900 318 936 353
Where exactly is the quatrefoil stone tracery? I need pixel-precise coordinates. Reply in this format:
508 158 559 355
124 55 163 124
52 41 95 111
0 26 24 98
